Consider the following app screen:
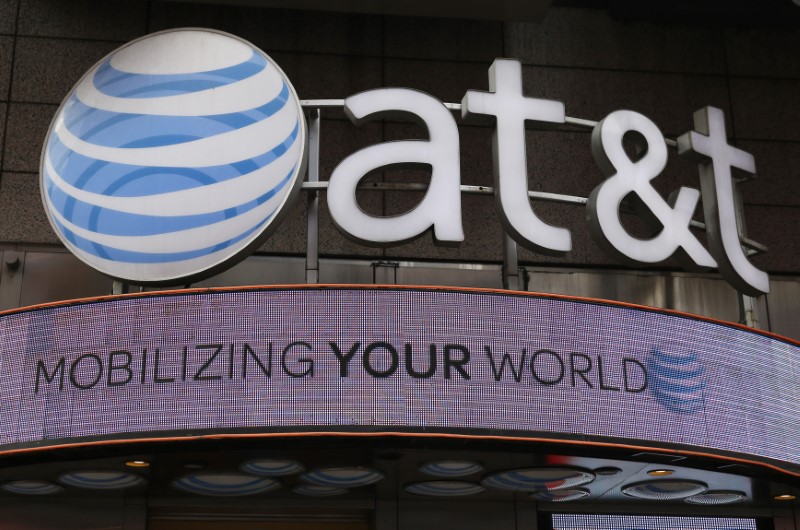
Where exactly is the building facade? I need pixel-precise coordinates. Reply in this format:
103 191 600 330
0 0 797 528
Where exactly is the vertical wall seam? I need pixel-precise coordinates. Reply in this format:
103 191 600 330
720 25 738 143
0 0 22 176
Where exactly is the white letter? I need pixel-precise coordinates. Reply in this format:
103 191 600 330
677 106 769 295
462 59 570 255
327 88 463 246
587 110 717 269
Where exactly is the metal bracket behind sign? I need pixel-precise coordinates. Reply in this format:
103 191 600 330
0 251 24 310
502 234 520 291
733 176 760 327
372 261 399 284
306 108 321 284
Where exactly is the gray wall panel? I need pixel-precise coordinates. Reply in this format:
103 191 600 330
384 15 503 62
0 35 11 98
526 268 667 309
395 261 503 288
18 251 110 307
737 141 800 208
0 172 56 244
520 66 732 138
729 78 800 142
384 58 492 105
149 1 383 57
0 103 5 170
2 102 55 173
744 204 800 274
319 258 376 284
0 0 16 35
194 255 306 287
17 0 146 40
666 273 742 325
766 278 800 340
270 51 383 100
506 8 726 74
11 37 118 104
725 25 800 79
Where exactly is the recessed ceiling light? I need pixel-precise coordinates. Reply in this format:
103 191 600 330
1 480 64 495
300 467 384 488
59 471 145 490
482 467 595 492
405 481 485 497
647 469 674 476
530 488 590 502
125 460 150 468
774 494 797 501
622 480 707 500
418 461 484 478
172 473 280 497
241 459 304 476
686 491 747 505
293 484 349 497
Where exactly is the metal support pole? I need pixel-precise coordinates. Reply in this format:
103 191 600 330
0 251 24 310
372 261 399 285
502 234 521 291
305 108 321 284
733 182 761 328
112 281 129 295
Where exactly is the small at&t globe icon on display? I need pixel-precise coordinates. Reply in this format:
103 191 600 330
40 28 307 284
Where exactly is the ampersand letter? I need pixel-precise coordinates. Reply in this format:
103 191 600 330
587 110 716 270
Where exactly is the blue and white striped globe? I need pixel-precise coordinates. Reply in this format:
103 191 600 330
40 29 306 284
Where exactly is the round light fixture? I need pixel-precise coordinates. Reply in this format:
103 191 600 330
647 469 673 476
530 488 590 502
172 473 280 497
685 490 747 505
1 480 64 495
405 481 485 497
418 461 484 478
59 471 145 490
125 460 150 468
482 467 595 492
622 480 707 500
293 484 349 497
300 467 384 488
241 459 305 476
774 494 797 501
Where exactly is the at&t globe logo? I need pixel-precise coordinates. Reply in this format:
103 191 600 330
648 345 707 414
40 29 307 284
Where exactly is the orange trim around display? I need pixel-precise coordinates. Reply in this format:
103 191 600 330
0 430 797 479
1 283 798 346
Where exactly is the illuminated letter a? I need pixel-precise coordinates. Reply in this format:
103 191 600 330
327 88 464 246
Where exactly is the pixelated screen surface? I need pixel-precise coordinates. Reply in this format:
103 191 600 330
0 287 797 471
551 514 758 530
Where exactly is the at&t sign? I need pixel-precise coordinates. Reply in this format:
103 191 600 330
40 29 769 295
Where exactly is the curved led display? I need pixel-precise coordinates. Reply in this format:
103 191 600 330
0 287 797 476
